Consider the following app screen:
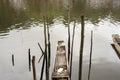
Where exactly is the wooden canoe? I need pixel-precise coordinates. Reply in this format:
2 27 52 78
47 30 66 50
52 41 69 80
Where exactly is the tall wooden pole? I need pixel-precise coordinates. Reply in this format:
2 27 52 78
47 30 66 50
78 16 85 80
70 20 76 79
40 54 45 80
68 2 71 63
88 31 93 80
38 43 45 80
32 56 36 80
43 16 49 80
47 17 51 68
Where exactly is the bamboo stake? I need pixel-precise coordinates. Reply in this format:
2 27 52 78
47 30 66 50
68 5 71 63
40 54 46 80
88 31 93 80
46 17 50 80
70 20 76 79
47 17 51 68
12 54 14 66
32 56 36 80
43 16 49 80
28 48 31 71
78 16 85 80
38 43 45 63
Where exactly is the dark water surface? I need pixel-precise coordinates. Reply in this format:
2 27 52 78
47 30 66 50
0 0 120 80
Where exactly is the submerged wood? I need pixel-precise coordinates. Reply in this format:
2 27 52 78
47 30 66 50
12 54 14 66
79 16 85 80
70 20 76 79
32 56 36 80
88 31 93 80
52 41 69 80
38 43 44 63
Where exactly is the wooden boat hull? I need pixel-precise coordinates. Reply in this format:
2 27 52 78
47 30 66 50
52 41 69 80
112 34 120 59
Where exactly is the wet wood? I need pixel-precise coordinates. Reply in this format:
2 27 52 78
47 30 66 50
12 54 14 66
32 56 36 80
52 41 69 80
79 16 85 80
28 48 31 71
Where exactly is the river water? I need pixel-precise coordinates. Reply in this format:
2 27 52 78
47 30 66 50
0 0 120 80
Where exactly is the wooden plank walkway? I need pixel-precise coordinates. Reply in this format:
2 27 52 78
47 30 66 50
112 34 120 59
52 41 69 80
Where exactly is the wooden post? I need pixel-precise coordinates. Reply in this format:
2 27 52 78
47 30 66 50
68 5 71 63
28 48 31 71
88 31 93 80
12 54 14 66
70 20 76 79
40 54 46 80
47 17 51 68
78 16 85 80
37 42 46 80
43 16 49 80
32 56 36 80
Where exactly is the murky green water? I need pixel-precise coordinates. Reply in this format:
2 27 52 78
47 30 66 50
0 0 120 80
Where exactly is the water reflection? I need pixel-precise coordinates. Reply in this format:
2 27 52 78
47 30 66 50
0 0 120 34
9 0 26 11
